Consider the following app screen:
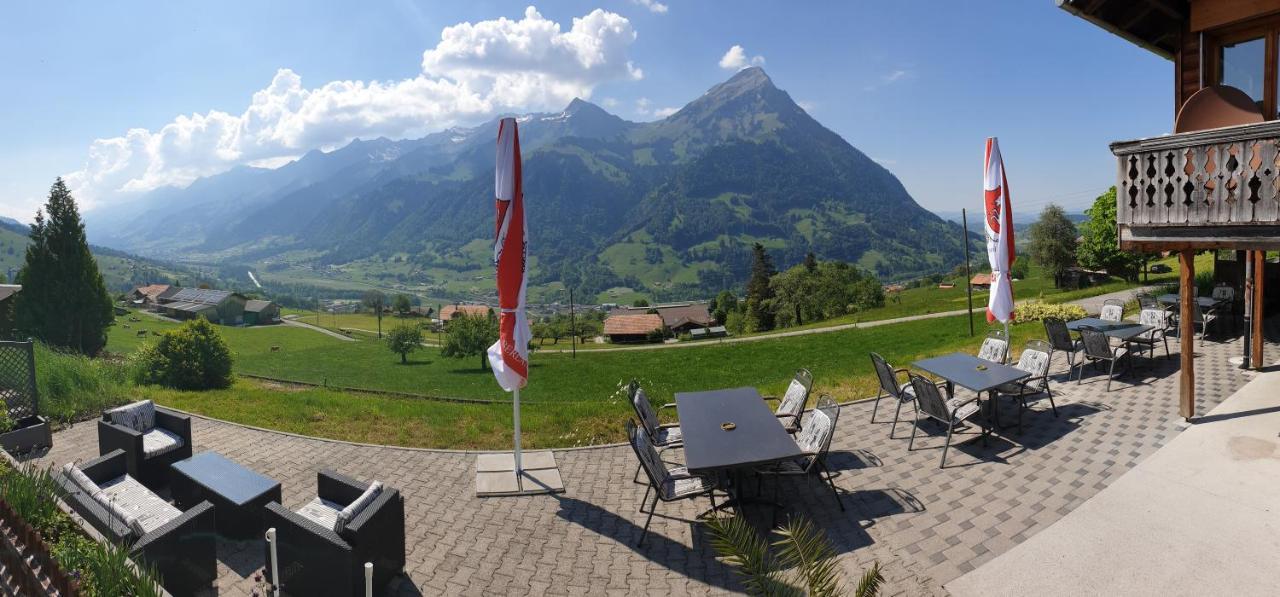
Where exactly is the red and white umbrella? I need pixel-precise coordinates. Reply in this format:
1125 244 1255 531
488 117 532 470
984 137 1016 325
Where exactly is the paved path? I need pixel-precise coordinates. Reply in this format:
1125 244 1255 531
948 360 1280 597
1070 285 1160 316
27 337 1270 596
281 318 357 341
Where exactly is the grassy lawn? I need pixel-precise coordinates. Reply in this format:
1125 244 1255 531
113 308 1051 448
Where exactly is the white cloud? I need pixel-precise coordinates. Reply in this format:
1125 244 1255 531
718 45 764 71
630 0 668 14
635 97 652 113
653 106 679 118
600 97 619 108
796 100 816 112
65 6 643 209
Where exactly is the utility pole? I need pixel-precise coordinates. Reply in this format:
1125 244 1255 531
962 208 974 337
569 286 576 359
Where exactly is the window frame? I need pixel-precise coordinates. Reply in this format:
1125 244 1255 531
1206 16 1280 119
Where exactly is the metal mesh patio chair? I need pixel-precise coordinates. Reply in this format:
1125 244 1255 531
762 368 812 434
869 353 915 437
1212 284 1237 331
1132 308 1171 360
908 373 987 469
629 380 681 484
755 395 843 510
994 340 1056 433
627 420 719 546
1099 299 1125 322
1136 294 1158 310
1043 317 1082 375
1075 326 1129 391
1191 305 1220 339
977 329 1009 364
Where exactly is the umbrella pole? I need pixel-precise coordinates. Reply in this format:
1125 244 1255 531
513 388 522 476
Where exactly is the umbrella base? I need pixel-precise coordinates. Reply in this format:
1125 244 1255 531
475 451 565 496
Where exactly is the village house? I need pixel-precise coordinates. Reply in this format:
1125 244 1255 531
602 313 664 343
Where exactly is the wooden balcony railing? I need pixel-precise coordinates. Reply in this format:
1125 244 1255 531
1111 121 1280 249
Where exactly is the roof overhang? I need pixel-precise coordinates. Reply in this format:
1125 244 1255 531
1057 0 1187 60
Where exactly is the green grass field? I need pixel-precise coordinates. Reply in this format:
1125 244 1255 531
110 308 1048 448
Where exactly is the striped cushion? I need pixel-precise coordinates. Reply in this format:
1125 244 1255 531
98 475 181 536
336 481 383 534
141 428 184 458
297 497 344 532
106 400 155 433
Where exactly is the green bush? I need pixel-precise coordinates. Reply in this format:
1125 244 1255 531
1017 301 1088 322
35 342 132 424
135 317 233 390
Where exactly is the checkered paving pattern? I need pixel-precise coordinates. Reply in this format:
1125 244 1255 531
25 338 1269 596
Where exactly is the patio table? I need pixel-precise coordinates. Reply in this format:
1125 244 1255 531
1066 318 1154 341
912 352 1029 430
676 386 805 512
171 452 282 539
1157 294 1222 310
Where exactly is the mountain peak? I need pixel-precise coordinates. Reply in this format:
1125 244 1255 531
563 97 608 117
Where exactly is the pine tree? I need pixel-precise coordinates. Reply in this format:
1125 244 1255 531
14 178 114 354
745 243 777 331
1027 204 1079 288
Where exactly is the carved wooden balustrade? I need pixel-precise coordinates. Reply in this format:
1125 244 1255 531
1111 121 1280 249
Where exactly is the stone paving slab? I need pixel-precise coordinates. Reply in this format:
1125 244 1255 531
24 337 1268 596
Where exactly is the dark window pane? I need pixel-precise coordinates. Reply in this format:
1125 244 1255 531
1219 36 1266 111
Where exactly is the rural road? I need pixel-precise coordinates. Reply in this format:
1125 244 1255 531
282 318 357 341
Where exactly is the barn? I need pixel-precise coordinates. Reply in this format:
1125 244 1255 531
243 300 281 325
603 313 664 344
159 288 247 325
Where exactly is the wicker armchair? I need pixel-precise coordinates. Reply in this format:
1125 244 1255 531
977 329 1009 364
263 471 406 597
1075 326 1129 391
908 373 987 468
994 340 1056 432
627 420 719 546
55 450 217 596
755 396 843 510
762 368 812 434
97 400 193 490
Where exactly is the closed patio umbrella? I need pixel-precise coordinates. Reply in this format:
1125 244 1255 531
984 137 1016 336
488 117 532 474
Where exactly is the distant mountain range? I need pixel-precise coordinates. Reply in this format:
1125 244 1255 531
933 210 1088 227
87 67 977 302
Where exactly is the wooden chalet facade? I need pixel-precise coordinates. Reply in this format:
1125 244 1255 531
1061 0 1280 419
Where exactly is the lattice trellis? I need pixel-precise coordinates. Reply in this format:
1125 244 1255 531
0 340 38 422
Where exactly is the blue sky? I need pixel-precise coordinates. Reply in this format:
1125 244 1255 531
0 1 1169 222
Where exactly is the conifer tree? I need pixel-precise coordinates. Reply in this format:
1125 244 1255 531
14 178 114 354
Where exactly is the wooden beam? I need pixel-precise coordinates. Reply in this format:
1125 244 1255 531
1180 250 1196 420
1253 249 1266 368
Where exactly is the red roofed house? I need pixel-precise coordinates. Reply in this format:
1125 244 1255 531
603 313 665 344
129 284 177 309
970 273 992 290
440 304 492 326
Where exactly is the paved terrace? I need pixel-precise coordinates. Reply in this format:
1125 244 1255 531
26 337 1270 596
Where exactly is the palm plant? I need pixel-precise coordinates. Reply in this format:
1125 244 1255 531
705 514 883 597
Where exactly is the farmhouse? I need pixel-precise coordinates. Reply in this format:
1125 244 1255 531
440 304 491 322
608 302 715 333
128 284 177 309
603 313 664 343
242 299 280 325
969 273 992 289
158 288 247 325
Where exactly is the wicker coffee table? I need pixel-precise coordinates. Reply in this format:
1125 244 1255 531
171 452 282 539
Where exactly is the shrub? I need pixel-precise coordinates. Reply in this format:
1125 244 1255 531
1017 301 1087 322
135 317 233 390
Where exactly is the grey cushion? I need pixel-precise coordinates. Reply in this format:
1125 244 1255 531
660 473 713 500
106 400 156 433
776 380 807 418
296 497 344 532
61 462 99 496
141 428 185 458
652 425 681 445
633 388 661 433
98 475 181 536
335 481 383 534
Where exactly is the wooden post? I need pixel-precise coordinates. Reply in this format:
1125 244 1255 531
1180 250 1196 420
1253 250 1266 369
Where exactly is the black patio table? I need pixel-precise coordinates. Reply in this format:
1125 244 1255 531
912 353 1029 431
676 386 805 511
1157 294 1222 310
1066 318 1154 341
171 451 282 539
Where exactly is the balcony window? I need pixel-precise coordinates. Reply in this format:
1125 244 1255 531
1219 36 1266 112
